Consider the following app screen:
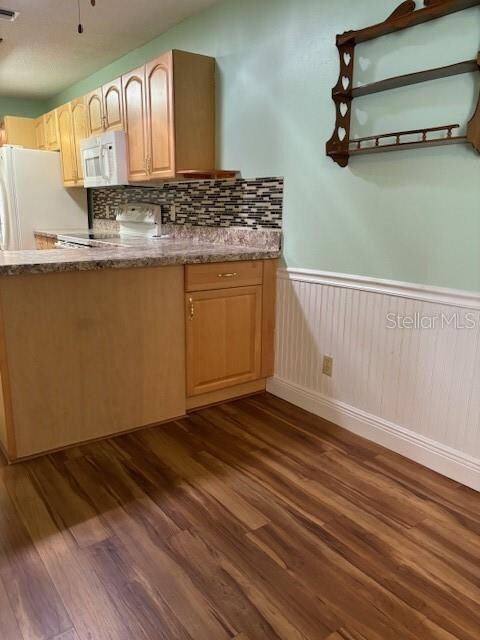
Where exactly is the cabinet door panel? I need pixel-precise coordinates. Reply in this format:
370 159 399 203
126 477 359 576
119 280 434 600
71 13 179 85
186 286 262 396
34 117 46 150
145 53 175 179
103 78 124 131
44 110 60 150
86 90 104 135
57 104 77 187
71 99 88 182
123 67 148 181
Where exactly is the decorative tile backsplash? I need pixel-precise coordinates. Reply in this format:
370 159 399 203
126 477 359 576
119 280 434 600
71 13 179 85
91 177 283 229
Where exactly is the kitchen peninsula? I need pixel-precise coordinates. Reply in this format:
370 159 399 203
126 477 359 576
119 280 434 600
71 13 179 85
0 234 279 461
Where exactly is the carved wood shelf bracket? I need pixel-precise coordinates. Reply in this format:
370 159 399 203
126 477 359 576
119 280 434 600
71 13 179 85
326 0 480 167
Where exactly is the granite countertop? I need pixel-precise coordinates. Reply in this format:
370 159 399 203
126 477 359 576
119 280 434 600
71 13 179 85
1 232 281 276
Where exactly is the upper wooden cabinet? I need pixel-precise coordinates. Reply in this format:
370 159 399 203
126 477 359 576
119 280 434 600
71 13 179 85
85 89 104 135
57 103 78 187
44 110 60 151
103 78 124 131
86 79 124 136
145 52 175 179
57 99 87 187
71 98 88 181
34 117 46 150
0 116 37 149
123 50 215 182
122 66 149 181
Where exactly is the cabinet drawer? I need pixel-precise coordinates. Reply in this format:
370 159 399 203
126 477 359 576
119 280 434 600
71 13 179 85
186 260 263 292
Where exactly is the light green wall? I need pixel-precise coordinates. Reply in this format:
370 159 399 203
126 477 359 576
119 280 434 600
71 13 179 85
49 0 480 292
0 96 48 118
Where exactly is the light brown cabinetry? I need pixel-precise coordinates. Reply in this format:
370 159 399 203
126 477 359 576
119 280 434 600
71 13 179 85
186 286 262 396
57 103 78 187
185 260 277 400
0 116 37 149
34 116 46 150
85 88 104 135
0 266 186 460
86 79 124 135
57 99 88 186
103 78 124 131
71 98 88 181
123 50 215 182
44 110 60 150
122 66 149 180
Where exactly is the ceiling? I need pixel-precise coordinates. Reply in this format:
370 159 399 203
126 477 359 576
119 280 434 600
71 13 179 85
0 0 219 100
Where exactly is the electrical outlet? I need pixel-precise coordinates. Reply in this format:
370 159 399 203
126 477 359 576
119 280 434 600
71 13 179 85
323 355 333 377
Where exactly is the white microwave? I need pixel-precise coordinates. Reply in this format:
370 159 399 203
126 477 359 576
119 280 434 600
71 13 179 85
80 130 128 188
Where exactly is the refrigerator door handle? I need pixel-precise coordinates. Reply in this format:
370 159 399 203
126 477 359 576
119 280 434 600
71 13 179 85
0 172 10 251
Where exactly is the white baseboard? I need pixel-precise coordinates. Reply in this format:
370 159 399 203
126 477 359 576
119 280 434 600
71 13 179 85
267 377 480 492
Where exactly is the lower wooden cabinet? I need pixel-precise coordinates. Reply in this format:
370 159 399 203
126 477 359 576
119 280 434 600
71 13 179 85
186 286 262 396
185 259 277 400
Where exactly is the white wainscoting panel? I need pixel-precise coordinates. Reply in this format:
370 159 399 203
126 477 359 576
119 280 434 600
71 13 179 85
267 269 480 491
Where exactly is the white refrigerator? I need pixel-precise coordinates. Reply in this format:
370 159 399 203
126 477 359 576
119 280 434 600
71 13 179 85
0 146 88 250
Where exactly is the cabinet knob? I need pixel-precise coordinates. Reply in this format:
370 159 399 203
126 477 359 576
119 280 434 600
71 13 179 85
217 272 238 279
188 297 195 320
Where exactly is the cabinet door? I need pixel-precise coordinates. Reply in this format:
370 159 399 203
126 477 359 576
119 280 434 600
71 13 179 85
186 286 262 396
43 111 60 150
71 98 88 182
103 78 124 131
57 104 77 187
85 89 104 135
145 52 175 179
34 117 46 150
122 66 148 181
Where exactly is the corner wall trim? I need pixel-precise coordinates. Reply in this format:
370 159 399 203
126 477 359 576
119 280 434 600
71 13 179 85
279 268 480 311
267 376 480 492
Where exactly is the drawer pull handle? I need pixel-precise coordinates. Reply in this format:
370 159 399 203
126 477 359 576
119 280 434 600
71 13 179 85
217 272 238 278
188 297 195 320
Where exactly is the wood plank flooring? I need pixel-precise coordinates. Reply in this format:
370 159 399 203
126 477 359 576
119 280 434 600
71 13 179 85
0 392 479 640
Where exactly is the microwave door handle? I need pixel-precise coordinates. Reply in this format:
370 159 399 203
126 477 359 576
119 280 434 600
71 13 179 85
101 145 110 181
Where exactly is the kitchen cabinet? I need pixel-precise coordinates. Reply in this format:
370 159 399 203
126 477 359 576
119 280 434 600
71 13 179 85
71 98 88 181
0 259 276 461
57 103 78 187
86 79 124 135
34 116 46 150
103 78 124 131
0 265 186 460
185 260 277 402
44 109 60 150
122 66 149 180
123 50 215 182
57 99 87 187
0 116 36 149
186 286 262 396
85 88 104 135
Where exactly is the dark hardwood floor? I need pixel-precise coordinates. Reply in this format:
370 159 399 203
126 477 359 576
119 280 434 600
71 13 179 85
0 392 479 640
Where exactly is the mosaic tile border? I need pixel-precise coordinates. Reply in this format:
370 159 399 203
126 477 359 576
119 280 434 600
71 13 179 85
91 177 284 230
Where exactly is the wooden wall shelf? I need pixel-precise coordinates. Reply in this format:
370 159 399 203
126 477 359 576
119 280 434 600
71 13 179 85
350 124 467 155
351 59 478 98
337 0 480 46
326 0 480 167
